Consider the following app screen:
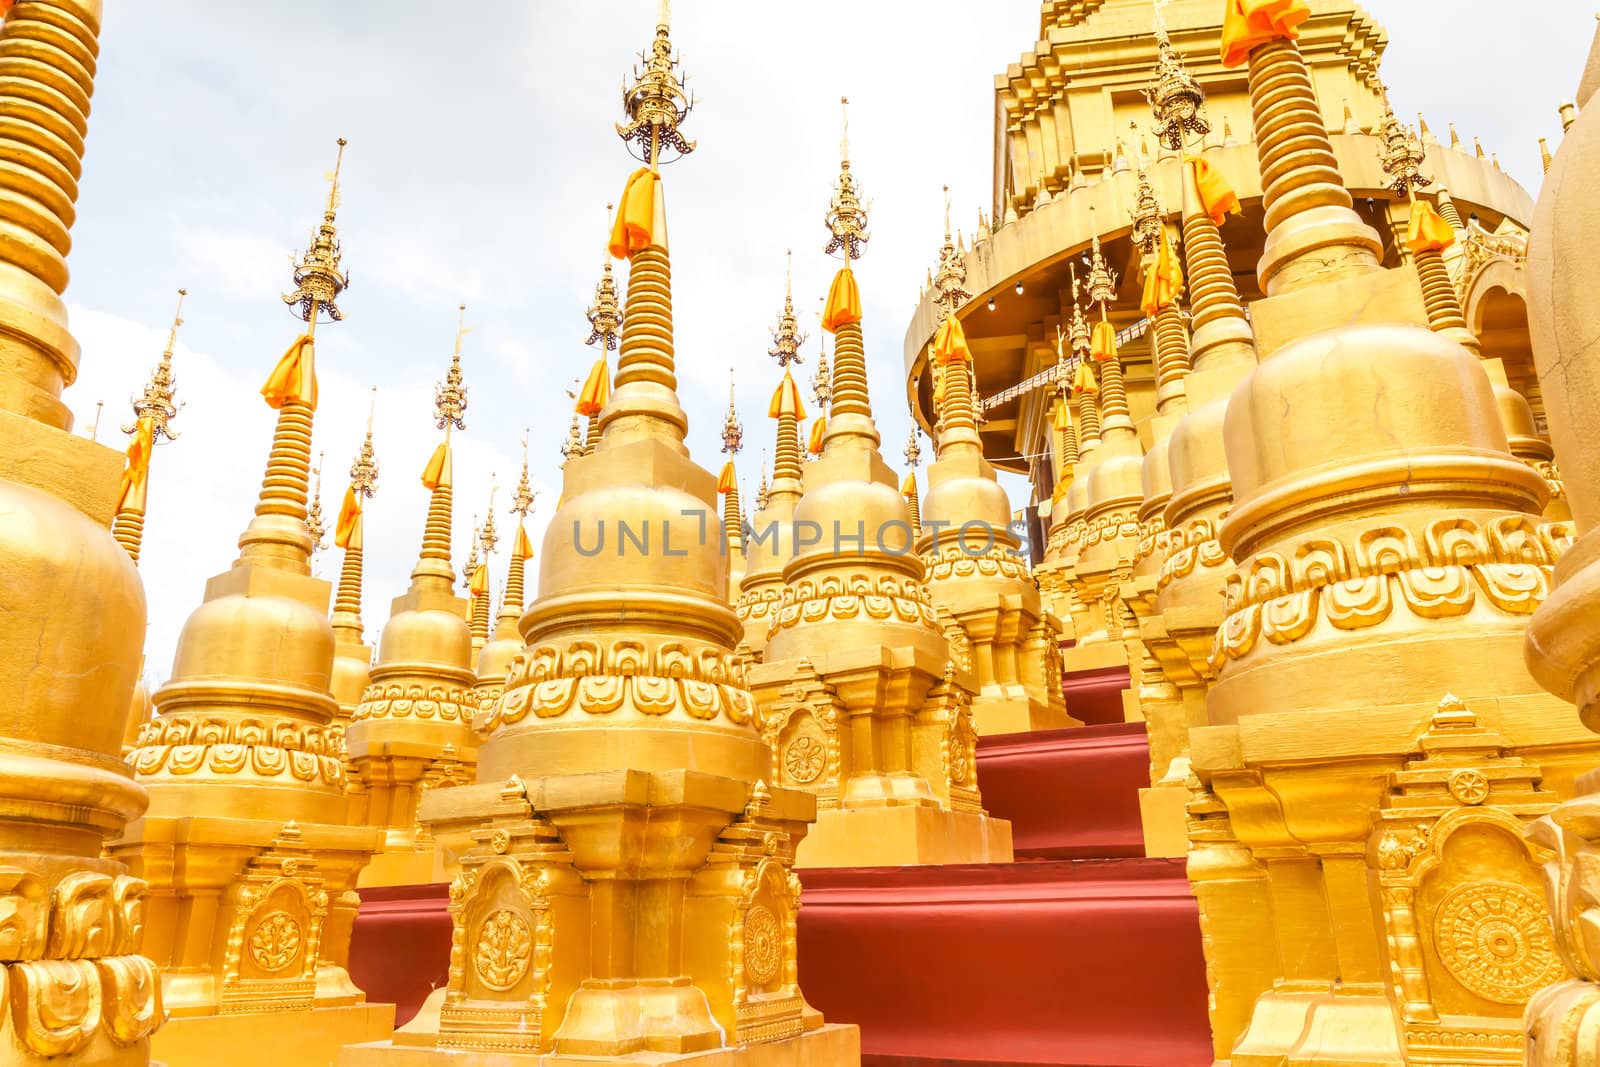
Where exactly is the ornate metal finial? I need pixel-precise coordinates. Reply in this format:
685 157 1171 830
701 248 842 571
480 482 500 556
721 369 744 454
1130 168 1163 255
825 96 871 259
435 304 470 431
1377 88 1430 196
1144 3 1210 150
933 184 971 313
812 313 832 408
755 459 770 511
903 422 922 467
306 451 327 550
560 411 584 463
617 0 695 167
1068 264 1091 353
125 287 187 440
1085 216 1119 305
349 386 380 497
769 250 808 366
512 430 535 517
284 138 350 323
585 204 625 349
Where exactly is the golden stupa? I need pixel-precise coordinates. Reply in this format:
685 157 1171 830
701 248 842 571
18 1 1600 1065
113 138 394 1064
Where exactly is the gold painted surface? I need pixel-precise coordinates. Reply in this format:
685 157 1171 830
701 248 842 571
349 18 855 1063
111 142 387 1059
0 3 163 1063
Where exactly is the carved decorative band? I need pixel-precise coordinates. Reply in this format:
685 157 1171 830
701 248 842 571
927 547 1031 583
1158 517 1230 591
353 682 474 724
485 637 753 730
770 573 935 634
132 716 345 785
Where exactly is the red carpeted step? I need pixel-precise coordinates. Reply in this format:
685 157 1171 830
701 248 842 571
349 883 450 1026
976 722 1151 859
796 858 1211 1067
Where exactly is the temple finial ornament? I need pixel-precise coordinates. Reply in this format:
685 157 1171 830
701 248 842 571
585 205 623 350
770 249 807 366
283 137 348 323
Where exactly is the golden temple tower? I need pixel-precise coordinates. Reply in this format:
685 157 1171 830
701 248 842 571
116 288 187 754
749 99 1012 868
114 139 393 1065
1521 24 1600 1064
467 487 497 659
345 312 479 888
330 392 380 746
578 247 620 457
344 9 856 1061
736 272 810 658
0 3 164 1063
1182 7 1588 1063
473 444 535 720
918 188 1074 735
720 368 747 601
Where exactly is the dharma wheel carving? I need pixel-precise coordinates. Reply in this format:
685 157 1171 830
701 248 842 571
742 904 782 985
1433 882 1564 1004
783 736 825 784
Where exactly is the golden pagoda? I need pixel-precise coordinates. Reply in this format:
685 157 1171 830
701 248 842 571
1522 25 1600 1062
472 441 536 722
0 2 164 1063
749 98 1012 868
113 138 393 1065
344 8 856 1061
344 312 479 888
918 188 1075 735
115 288 187 754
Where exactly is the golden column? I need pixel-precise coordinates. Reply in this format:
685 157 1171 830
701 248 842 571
114 140 392 1065
1522 24 1600 1064
918 189 1074 735
117 289 187 754
735 276 809 658
473 444 536 719
0 2 163 1063
345 10 856 1062
751 99 1011 868
1191 7 1588 1063
345 314 478 888
719 369 747 602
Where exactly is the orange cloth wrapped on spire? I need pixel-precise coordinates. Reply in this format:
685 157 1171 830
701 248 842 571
608 167 660 259
260 334 317 410
807 416 827 455
1090 320 1118 363
1140 227 1184 317
576 357 611 416
822 267 862 332
115 416 155 513
1406 200 1456 253
932 315 972 364
335 485 362 548
1052 479 1069 505
717 460 738 495
469 561 489 598
421 441 452 490
768 371 807 420
1220 0 1311 68
1052 399 1072 432
900 471 917 499
1187 157 1242 224
1072 360 1099 395
514 522 533 560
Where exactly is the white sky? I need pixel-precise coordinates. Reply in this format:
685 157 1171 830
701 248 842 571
59 0 1595 686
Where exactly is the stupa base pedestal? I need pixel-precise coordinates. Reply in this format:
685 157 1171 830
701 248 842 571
971 694 1080 736
358 844 452 889
793 805 1012 868
1138 782 1189 858
1230 988 1402 1067
152 1002 395 1067
339 1021 860 1067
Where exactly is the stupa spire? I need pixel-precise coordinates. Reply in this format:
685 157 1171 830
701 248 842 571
930 186 979 450
719 368 745 559
467 484 497 654
112 286 187 564
332 391 379 637
581 205 622 455
501 435 535 625
306 451 328 553
238 137 350 570
819 95 876 447
415 306 469 589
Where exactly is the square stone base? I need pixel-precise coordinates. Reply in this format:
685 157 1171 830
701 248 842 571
339 1021 860 1067
153 1002 394 1067
1139 783 1190 858
971 695 1081 736
794 805 1013 868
